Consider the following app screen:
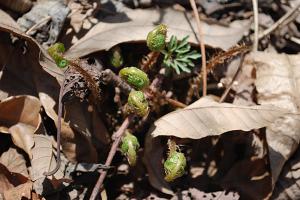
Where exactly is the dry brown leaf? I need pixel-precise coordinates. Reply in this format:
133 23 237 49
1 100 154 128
272 145 300 199
0 162 28 193
188 188 239 200
151 96 289 139
145 129 272 198
0 8 20 29
272 146 300 199
0 148 28 177
253 52 300 186
0 95 41 130
0 17 110 163
30 134 64 194
0 96 42 156
3 181 32 200
65 8 250 58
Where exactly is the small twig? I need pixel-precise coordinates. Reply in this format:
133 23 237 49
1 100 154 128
165 98 187 108
258 3 300 39
219 54 245 103
26 16 52 35
251 0 259 51
43 70 67 176
189 0 207 97
101 69 132 95
288 36 300 45
89 116 132 200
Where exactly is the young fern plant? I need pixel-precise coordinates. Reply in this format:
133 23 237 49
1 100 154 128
146 25 201 74
162 35 201 74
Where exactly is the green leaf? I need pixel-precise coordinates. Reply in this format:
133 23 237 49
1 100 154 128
170 62 180 74
175 60 191 73
176 46 191 54
167 35 177 52
176 36 189 50
163 34 201 74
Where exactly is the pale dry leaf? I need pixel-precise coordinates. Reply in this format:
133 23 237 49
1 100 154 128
151 96 289 139
0 95 42 157
65 8 250 58
189 188 239 200
3 181 32 200
0 163 28 193
253 52 300 186
9 123 36 158
0 8 21 29
0 95 41 130
30 134 64 194
272 145 300 199
0 148 28 177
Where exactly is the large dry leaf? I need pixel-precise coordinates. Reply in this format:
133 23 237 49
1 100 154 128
65 8 251 58
151 96 289 139
3 181 32 200
30 134 64 194
0 17 110 163
0 163 28 193
272 146 300 199
0 8 20 30
0 96 42 156
253 52 300 186
0 148 28 177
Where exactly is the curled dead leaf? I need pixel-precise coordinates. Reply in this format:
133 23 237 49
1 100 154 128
0 96 42 157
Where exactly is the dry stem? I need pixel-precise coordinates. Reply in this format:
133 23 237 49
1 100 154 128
259 3 300 39
26 16 52 35
89 116 132 200
189 0 207 96
219 54 245 103
251 0 259 51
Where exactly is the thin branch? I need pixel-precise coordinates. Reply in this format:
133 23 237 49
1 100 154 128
252 0 259 51
26 16 52 35
89 116 132 200
189 0 207 96
259 3 300 39
43 71 67 176
166 97 187 108
219 54 245 103
101 69 132 94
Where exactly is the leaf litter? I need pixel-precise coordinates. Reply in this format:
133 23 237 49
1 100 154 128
0 0 300 199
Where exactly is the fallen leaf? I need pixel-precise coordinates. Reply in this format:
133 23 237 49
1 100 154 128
0 17 110 163
253 52 300 186
189 188 239 200
30 135 64 195
151 96 289 139
145 129 272 198
0 96 41 156
0 148 28 177
3 181 32 200
17 0 70 45
0 163 28 193
65 8 251 58
0 8 21 29
272 145 300 199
